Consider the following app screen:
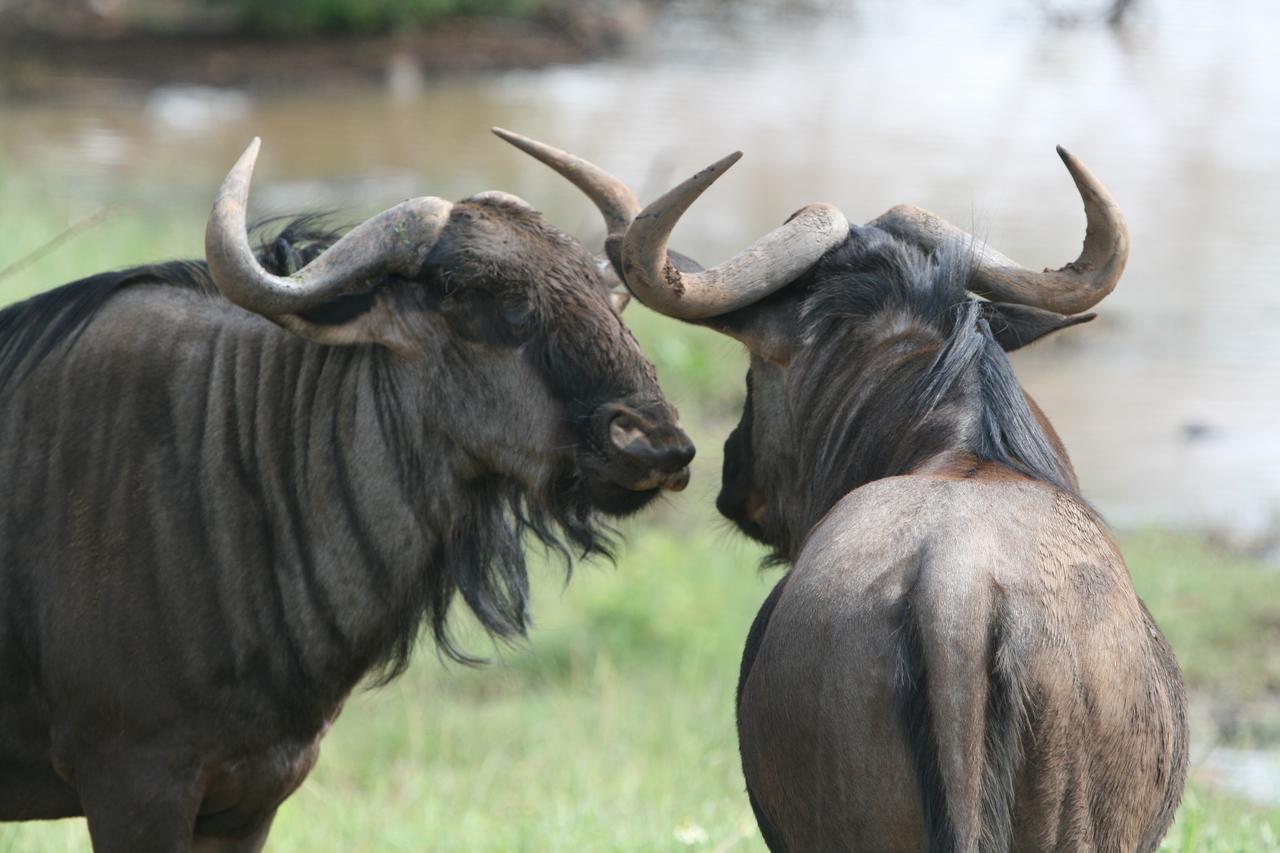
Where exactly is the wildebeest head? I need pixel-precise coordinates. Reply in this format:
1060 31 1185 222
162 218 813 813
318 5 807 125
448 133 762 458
598 146 1129 559
205 138 694 520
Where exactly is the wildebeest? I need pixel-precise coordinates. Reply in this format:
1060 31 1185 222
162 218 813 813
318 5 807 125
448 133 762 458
513 139 1190 850
0 135 694 851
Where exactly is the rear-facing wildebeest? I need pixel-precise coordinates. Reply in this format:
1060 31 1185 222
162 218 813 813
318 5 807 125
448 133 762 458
0 135 694 851
511 138 1189 850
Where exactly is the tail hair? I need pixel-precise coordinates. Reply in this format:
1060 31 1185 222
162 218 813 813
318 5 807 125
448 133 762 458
896 595 958 851
896 590 1028 852
979 595 1029 851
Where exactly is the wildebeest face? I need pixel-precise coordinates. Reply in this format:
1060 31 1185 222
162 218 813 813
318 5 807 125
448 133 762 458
413 195 694 515
716 361 792 548
204 140 693 518
717 367 766 543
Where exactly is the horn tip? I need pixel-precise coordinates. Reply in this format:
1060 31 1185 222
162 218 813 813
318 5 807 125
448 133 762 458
491 126 544 158
234 137 262 174
700 150 743 180
1055 145 1094 186
492 126 532 148
722 150 744 168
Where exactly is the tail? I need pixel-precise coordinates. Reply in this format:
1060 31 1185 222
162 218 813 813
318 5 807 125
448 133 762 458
896 587 1027 853
979 597 1029 850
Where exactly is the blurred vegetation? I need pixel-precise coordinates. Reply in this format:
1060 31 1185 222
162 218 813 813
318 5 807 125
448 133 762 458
0 0 645 93
2 162 1279 850
0 0 615 36
219 0 546 35
1128 533 1280 706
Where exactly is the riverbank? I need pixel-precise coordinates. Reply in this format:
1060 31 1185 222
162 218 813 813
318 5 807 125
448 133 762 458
0 2 655 97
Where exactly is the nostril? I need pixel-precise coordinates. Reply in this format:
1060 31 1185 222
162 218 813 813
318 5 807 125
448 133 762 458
609 414 696 473
609 414 648 454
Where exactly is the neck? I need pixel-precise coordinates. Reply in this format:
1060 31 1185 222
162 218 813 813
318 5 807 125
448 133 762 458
230 335 447 708
783 315 1075 563
236 327 586 717
787 329 953 552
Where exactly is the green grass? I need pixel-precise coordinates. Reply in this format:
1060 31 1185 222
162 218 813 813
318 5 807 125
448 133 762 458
1128 533 1280 849
1161 785 1280 852
1126 531 1280 706
0 182 203 308
262 522 776 851
3 523 1278 850
3 173 1279 850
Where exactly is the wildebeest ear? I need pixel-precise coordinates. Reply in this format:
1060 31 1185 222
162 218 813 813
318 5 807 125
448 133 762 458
271 290 421 357
980 302 1096 351
699 298 798 365
661 249 804 361
604 247 702 316
595 257 632 314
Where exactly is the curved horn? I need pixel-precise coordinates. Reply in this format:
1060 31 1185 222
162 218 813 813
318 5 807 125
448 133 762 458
872 146 1128 315
491 127 640 239
620 152 849 320
206 138 454 316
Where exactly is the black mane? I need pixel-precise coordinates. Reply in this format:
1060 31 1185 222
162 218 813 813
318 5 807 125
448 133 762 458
0 261 207 394
792 226 1078 532
0 217 343 395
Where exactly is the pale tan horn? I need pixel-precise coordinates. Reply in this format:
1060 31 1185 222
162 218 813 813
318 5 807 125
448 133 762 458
205 138 453 316
491 127 641 239
871 146 1128 315
620 152 849 320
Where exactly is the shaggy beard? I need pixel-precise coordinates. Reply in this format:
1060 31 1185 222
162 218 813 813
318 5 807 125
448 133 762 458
371 470 615 679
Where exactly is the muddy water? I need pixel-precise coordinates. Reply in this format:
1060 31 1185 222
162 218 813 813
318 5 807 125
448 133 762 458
2 0 1277 539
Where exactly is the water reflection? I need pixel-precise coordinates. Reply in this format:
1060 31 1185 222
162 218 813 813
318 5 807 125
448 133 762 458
1 0 1277 539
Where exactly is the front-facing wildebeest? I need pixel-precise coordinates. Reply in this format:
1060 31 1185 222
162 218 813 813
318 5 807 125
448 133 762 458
603 148 1188 850
0 137 694 851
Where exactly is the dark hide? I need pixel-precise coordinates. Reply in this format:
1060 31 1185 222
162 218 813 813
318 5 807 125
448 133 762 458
0 205 693 850
735 571 791 852
720 227 1188 851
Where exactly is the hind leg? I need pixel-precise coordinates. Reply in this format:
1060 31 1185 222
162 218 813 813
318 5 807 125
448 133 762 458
738 575 791 852
75 755 202 853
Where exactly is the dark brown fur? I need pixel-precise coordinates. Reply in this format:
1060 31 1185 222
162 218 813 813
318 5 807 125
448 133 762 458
0 201 694 851
715 230 1188 851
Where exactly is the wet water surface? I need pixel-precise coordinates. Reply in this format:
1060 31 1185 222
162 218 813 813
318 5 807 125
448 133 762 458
2 0 1277 539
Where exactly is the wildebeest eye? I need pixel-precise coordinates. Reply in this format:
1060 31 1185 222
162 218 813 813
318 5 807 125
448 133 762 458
501 302 533 331
436 288 524 347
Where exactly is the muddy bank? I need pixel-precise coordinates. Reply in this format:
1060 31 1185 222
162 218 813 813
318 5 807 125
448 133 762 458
0 3 655 98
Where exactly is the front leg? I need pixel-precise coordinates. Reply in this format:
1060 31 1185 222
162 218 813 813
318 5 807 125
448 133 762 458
74 753 203 853
193 810 277 853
